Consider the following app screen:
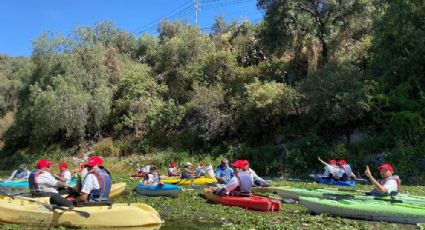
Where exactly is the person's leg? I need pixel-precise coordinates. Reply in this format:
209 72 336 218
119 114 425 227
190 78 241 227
49 193 73 207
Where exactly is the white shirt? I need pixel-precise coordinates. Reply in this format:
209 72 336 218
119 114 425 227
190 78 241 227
60 170 72 181
205 166 215 178
383 179 398 194
37 171 59 193
81 173 100 194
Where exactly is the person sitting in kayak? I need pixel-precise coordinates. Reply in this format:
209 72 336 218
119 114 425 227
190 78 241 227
204 163 215 178
29 159 75 197
242 160 270 187
56 162 72 182
215 159 234 184
181 162 196 179
28 159 75 207
315 157 344 180
365 163 400 196
337 159 358 181
73 156 112 204
144 165 162 186
8 163 31 181
216 160 253 196
168 161 179 177
196 162 206 176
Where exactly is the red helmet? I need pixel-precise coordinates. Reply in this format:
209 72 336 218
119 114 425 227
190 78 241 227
378 163 394 173
329 159 337 165
59 162 68 169
199 161 205 167
85 156 103 167
36 159 52 169
169 161 176 167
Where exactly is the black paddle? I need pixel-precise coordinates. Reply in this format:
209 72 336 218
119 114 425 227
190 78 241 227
0 189 90 218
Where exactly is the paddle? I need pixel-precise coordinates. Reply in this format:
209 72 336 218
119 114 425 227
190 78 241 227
0 189 90 218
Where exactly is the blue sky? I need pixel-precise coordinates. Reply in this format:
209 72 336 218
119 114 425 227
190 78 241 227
0 0 264 57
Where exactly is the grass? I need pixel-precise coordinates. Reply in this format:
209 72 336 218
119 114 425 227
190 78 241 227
0 157 424 229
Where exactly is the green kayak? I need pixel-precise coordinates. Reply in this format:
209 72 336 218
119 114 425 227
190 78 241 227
277 188 425 205
300 196 425 224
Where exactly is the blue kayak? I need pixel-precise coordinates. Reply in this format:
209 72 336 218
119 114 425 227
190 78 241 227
135 183 181 197
315 177 356 187
0 180 77 188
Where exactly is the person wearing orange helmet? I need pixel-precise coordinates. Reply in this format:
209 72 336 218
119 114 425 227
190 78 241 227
73 156 112 204
365 163 400 196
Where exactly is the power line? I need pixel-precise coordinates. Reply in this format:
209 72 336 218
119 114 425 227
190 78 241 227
134 0 193 34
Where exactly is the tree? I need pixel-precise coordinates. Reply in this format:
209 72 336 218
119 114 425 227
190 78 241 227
257 0 373 66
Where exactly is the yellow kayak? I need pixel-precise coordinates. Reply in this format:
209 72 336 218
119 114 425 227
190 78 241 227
34 183 127 203
161 177 217 186
0 194 161 229
109 182 127 198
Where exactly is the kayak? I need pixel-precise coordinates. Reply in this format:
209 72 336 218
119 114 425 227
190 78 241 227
162 177 217 186
0 194 161 229
300 196 425 224
203 188 281 212
251 186 289 193
135 183 181 197
0 180 77 188
108 182 127 198
34 183 127 203
276 187 425 205
314 177 355 186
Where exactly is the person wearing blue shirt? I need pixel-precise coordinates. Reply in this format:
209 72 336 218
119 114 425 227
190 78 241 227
215 159 233 184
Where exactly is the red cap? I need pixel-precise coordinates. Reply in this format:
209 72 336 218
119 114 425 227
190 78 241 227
329 159 337 165
378 163 394 173
36 159 53 169
169 161 176 167
200 161 205 167
85 156 103 167
59 162 68 169
231 160 246 169
338 160 347 165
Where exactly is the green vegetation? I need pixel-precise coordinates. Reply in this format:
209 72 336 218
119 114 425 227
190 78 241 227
0 1 425 185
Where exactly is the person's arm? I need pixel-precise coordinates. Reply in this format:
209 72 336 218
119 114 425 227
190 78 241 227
365 165 387 193
318 156 330 167
73 193 89 204
8 170 17 180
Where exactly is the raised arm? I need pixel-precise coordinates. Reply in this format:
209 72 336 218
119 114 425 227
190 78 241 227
365 165 387 194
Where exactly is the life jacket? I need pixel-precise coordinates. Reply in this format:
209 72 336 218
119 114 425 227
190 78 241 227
168 167 178 176
59 169 70 179
379 175 401 193
28 169 46 193
85 168 111 201
14 169 29 179
237 170 253 195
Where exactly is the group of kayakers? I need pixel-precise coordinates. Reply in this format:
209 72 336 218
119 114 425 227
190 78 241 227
2 156 113 207
313 156 400 196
